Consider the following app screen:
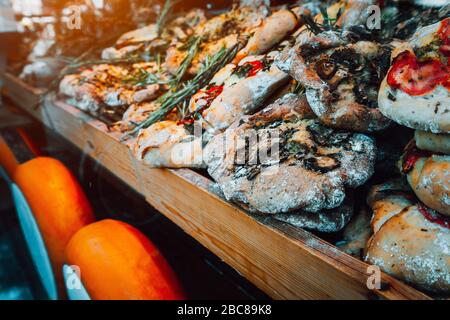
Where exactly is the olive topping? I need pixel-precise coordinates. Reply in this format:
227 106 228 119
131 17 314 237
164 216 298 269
315 59 337 80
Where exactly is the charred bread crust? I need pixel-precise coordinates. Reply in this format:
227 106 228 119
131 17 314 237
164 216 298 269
276 29 392 132
204 93 376 214
272 194 354 233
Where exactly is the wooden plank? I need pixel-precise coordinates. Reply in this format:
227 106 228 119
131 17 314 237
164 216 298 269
1 72 44 109
3 75 432 300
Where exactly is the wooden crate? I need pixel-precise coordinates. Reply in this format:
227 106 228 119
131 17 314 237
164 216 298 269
1 72 432 300
2 72 44 108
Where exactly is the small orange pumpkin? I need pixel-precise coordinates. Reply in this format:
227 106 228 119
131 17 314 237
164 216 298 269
0 135 19 177
14 157 95 296
65 219 185 300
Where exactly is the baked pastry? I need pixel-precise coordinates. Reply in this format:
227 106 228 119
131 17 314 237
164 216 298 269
336 205 372 258
401 142 450 216
119 102 178 132
365 181 450 293
276 28 392 132
133 120 204 168
233 8 300 63
272 195 355 233
204 93 376 214
366 178 416 233
59 61 171 121
188 50 290 136
378 18 450 134
131 50 292 168
101 9 206 60
164 1 270 76
415 130 450 154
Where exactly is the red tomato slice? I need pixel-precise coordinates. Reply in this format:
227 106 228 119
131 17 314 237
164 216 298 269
402 146 433 174
387 51 449 96
245 60 265 77
417 202 450 230
438 18 450 45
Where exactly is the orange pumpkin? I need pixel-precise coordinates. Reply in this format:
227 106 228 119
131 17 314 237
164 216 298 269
16 128 42 157
0 135 19 178
64 219 185 300
13 157 95 296
0 128 40 178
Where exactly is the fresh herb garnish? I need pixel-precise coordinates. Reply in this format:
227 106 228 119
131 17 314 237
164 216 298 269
123 42 242 139
156 0 177 37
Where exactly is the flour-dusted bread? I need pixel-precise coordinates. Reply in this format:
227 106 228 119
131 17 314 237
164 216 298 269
133 120 204 168
276 29 392 132
366 178 416 233
204 93 376 214
164 2 270 76
378 18 450 134
59 73 102 113
403 149 450 216
415 130 450 154
101 9 206 60
233 8 300 63
189 52 290 136
336 205 372 258
119 102 178 132
59 61 172 123
365 204 450 293
273 195 354 233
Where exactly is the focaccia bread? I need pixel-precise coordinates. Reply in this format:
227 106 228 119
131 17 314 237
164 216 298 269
273 195 354 233
59 62 167 114
188 51 290 136
401 144 450 216
101 9 207 60
133 120 204 168
378 18 450 134
164 1 270 76
276 29 392 132
415 130 450 154
336 206 372 258
366 178 416 233
365 204 450 293
204 93 376 214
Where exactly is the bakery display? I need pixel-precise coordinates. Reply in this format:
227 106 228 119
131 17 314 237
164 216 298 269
57 0 450 295
4 0 450 299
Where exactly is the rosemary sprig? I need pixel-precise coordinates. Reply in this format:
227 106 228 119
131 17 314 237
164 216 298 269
320 6 342 31
156 0 177 37
302 6 343 35
171 36 203 86
124 43 241 139
123 54 171 86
